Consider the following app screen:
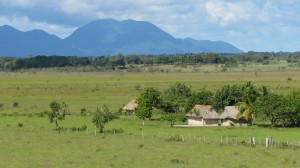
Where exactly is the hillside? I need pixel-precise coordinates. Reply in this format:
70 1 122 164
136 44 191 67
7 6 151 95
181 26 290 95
0 19 243 56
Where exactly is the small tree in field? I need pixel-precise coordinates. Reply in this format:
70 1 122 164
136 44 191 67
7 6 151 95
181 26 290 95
136 87 161 126
48 101 68 129
136 98 152 126
161 111 186 128
92 105 117 133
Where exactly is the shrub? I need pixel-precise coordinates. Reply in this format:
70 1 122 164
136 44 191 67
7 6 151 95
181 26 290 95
36 111 49 117
170 159 188 164
71 124 87 131
287 77 292 81
12 102 19 107
134 84 141 90
80 108 87 117
108 128 124 134
17 123 23 127
0 103 4 108
138 144 144 149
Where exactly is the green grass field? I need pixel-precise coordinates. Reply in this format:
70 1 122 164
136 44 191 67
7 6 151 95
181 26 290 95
1 71 300 167
1 115 300 168
1 71 300 113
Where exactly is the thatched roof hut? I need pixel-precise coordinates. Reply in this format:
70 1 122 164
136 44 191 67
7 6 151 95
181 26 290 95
186 105 219 119
122 100 138 114
220 106 240 119
220 106 247 126
186 105 220 126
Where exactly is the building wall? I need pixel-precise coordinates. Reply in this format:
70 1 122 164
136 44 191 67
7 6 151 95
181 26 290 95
188 118 204 126
188 118 219 126
203 119 219 126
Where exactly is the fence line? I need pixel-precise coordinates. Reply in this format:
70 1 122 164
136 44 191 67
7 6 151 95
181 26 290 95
12 126 300 149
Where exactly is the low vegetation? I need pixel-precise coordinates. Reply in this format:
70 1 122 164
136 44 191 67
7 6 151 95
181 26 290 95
1 55 300 167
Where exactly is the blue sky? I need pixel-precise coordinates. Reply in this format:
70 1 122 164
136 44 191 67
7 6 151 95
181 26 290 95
0 0 299 52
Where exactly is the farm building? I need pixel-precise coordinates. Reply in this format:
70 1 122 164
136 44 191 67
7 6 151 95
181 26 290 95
220 106 248 126
122 100 138 114
186 105 220 126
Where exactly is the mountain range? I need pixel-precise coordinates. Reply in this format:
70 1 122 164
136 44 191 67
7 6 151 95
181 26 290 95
0 19 243 57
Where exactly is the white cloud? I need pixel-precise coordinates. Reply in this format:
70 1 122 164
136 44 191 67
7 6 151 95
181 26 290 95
0 15 76 38
0 0 40 8
205 1 254 26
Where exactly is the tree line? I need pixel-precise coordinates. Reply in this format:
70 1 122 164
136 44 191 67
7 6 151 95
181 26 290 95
46 81 300 132
136 82 300 127
1 51 300 71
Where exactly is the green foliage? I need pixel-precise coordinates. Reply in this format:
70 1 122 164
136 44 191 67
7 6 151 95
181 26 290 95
164 82 192 99
80 108 87 117
137 87 161 125
252 92 300 127
17 122 23 128
236 81 262 122
136 97 153 125
185 90 213 112
162 82 192 111
12 102 19 107
213 85 243 112
48 101 68 129
92 105 118 133
71 124 87 131
161 112 185 128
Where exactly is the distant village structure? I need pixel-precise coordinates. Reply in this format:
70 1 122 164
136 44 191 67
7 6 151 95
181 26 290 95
186 105 248 126
185 105 219 126
122 100 138 114
122 99 248 126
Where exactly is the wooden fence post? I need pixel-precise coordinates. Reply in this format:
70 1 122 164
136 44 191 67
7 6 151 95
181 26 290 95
226 136 228 145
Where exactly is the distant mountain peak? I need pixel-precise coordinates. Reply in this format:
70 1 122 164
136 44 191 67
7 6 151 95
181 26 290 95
0 19 242 57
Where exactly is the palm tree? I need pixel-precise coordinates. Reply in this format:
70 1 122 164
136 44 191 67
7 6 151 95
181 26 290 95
236 81 261 124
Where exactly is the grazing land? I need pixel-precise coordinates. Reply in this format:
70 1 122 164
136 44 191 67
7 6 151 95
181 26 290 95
1 70 300 167
1 70 300 113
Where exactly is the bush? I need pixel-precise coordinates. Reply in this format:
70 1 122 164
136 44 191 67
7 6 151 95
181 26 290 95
138 144 144 148
107 128 124 134
71 124 87 131
36 111 49 117
134 84 141 90
17 123 23 127
0 103 4 108
12 102 19 107
80 108 87 117
167 134 181 141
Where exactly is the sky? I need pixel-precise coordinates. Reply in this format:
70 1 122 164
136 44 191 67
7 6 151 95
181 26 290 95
0 0 299 52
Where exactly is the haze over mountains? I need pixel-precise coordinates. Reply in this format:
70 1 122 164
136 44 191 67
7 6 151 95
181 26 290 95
0 19 242 57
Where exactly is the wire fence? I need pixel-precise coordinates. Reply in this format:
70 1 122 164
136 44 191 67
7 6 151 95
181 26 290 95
24 126 300 149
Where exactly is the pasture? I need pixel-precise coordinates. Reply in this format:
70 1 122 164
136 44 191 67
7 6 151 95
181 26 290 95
1 70 300 167
1 71 300 113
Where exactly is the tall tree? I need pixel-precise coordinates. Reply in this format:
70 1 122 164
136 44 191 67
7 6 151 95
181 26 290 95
163 82 192 111
236 81 262 123
252 93 293 126
136 87 161 125
212 84 243 112
185 90 213 112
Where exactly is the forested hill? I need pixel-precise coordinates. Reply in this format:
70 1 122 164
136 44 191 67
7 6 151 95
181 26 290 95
0 19 242 57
